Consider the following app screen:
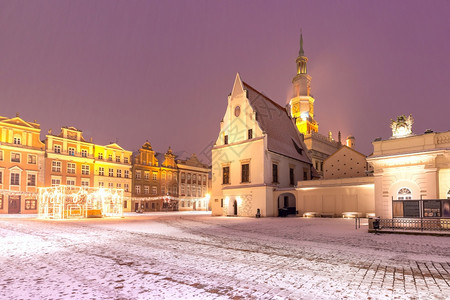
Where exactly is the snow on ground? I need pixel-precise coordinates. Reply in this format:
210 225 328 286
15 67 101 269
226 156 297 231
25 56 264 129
1 212 449 299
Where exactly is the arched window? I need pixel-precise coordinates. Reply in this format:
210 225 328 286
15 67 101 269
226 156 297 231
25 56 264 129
397 188 412 200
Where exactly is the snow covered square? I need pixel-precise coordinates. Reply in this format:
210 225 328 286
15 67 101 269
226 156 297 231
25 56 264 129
1 212 449 299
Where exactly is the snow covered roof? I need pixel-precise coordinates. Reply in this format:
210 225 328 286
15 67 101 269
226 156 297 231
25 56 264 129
242 81 312 164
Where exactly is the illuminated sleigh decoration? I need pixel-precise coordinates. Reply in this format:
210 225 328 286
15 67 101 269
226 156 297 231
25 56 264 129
38 186 123 219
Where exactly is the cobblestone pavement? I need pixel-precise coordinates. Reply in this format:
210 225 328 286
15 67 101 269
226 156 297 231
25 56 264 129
0 214 449 299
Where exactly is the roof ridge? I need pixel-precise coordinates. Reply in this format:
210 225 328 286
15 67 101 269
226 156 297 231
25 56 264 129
242 81 286 111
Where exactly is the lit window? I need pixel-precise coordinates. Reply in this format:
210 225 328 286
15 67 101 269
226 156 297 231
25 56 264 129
28 155 37 164
25 199 36 210
82 165 90 175
135 185 141 194
144 172 150 180
11 153 20 163
124 184 129 192
136 171 141 179
117 169 122 178
144 186 149 194
152 173 157 181
98 153 103 160
109 168 114 177
162 172 166 180
99 167 104 176
10 173 20 185
54 145 61 153
81 149 88 157
124 170 129 178
67 163 76 174
68 148 75 156
52 161 61 172
27 174 36 186
397 188 412 200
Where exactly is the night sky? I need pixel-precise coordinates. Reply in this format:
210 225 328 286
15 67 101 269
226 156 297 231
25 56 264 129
1 1 449 162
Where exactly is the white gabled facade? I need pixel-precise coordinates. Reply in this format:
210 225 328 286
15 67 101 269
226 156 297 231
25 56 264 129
211 74 313 217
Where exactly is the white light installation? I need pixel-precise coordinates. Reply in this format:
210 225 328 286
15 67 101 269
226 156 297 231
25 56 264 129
38 185 123 219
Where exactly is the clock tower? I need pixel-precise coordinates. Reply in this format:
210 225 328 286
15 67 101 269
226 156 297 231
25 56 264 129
289 32 318 135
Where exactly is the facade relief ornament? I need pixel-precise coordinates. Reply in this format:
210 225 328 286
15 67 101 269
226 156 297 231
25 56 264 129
391 114 414 138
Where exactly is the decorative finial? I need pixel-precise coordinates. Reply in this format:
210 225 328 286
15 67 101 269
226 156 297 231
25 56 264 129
299 29 304 56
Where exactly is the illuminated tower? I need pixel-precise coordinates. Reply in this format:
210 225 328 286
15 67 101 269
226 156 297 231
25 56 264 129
289 32 318 135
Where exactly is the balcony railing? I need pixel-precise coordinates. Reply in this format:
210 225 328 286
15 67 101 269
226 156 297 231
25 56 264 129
378 218 450 232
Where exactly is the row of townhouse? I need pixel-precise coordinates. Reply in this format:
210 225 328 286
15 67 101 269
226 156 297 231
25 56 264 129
0 114 210 215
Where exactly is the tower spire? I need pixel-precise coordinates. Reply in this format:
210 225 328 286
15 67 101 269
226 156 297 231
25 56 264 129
299 30 304 56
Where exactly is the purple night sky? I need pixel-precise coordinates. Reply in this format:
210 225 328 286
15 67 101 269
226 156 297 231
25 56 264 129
1 1 449 161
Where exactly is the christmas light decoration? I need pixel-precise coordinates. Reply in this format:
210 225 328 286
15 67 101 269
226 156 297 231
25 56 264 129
38 186 123 219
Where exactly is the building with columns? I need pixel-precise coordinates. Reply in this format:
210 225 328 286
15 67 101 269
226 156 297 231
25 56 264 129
0 115 45 214
287 34 342 176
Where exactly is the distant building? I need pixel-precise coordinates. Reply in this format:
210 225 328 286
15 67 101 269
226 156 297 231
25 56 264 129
323 145 370 179
93 143 132 212
177 153 209 211
0 114 45 214
44 127 95 188
287 33 341 176
211 73 314 217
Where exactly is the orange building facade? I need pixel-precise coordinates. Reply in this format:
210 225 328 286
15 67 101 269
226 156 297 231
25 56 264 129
0 115 45 214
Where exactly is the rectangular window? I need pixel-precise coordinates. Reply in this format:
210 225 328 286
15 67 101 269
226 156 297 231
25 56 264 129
52 161 61 172
27 174 36 186
28 155 37 164
124 170 129 178
51 178 61 186
0 171 2 184
161 186 166 194
303 170 308 181
0 151 3 161
124 183 129 192
203 175 207 185
98 153 103 160
181 173 185 183
272 164 278 183
108 154 112 161
192 174 196 184
67 163 76 174
223 167 230 184
109 168 114 177
99 182 104 187
289 168 295 186
13 137 21 145
81 149 88 157
135 185 141 194
144 172 150 180
123 201 127 209
181 185 185 195
25 199 37 210
162 173 166 180
187 173 191 184
241 164 249 183
11 152 20 163
81 180 89 187
116 156 121 163
82 165 90 175
117 183 121 189
108 182 114 188
168 173 172 181
248 129 253 139
224 135 228 145
117 170 122 178
136 171 141 179
54 145 61 153
124 157 129 164
144 186 149 194
187 185 191 196
10 173 20 185
68 148 75 156
67 178 75 186
99 167 104 176
152 173 157 181
152 186 157 195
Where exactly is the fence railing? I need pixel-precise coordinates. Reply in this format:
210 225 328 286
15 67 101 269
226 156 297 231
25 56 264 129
378 218 450 232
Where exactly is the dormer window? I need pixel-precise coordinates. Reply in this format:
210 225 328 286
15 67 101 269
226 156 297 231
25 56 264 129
224 135 228 145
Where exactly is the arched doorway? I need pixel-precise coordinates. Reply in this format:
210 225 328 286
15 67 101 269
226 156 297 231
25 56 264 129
277 193 296 216
233 200 238 215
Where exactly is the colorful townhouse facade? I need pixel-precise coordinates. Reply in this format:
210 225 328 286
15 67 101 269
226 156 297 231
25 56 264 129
0 115 45 214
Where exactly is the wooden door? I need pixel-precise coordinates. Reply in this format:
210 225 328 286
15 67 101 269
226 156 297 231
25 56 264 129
8 196 20 214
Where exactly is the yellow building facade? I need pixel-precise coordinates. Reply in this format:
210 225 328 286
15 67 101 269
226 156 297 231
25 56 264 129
0 115 45 214
93 143 132 212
